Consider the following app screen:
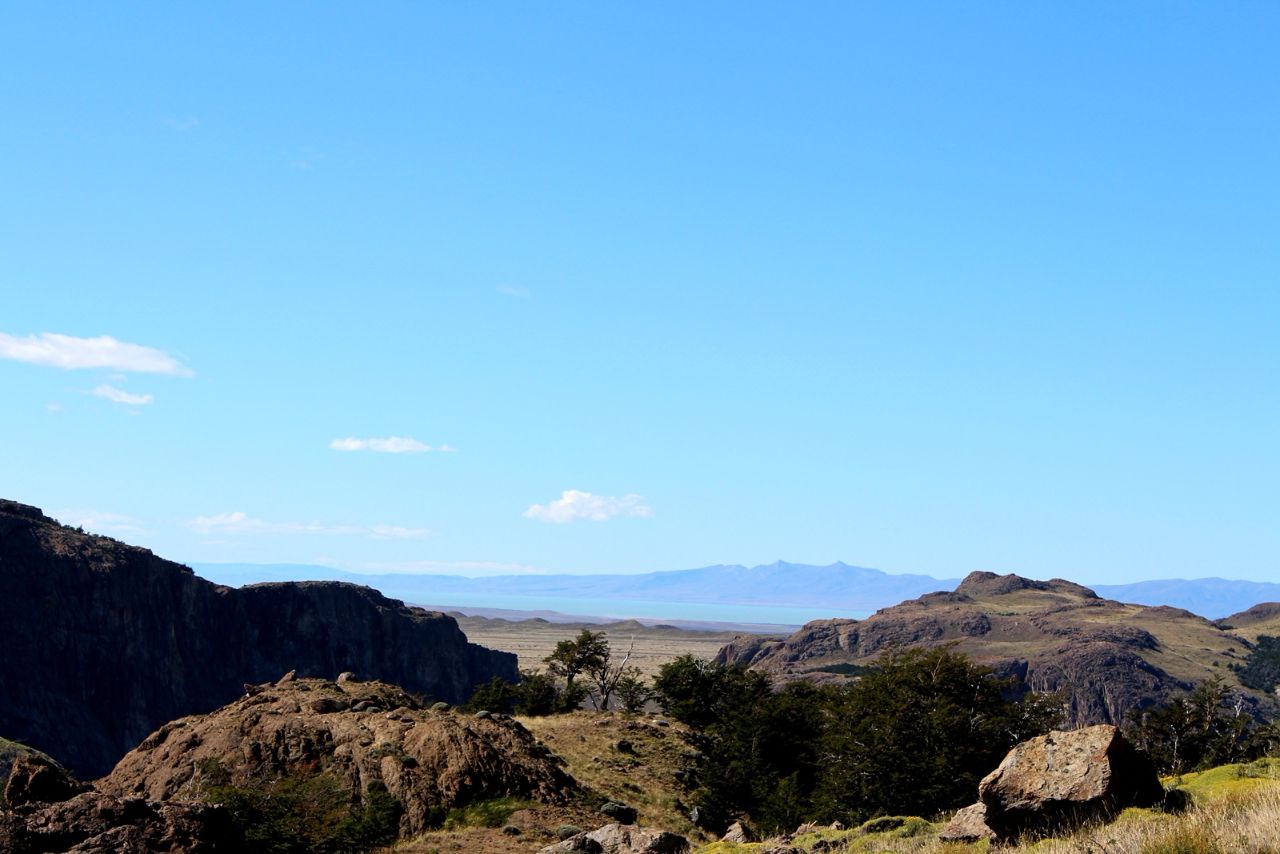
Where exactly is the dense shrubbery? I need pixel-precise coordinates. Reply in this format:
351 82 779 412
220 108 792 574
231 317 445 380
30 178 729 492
1124 678 1280 775
652 647 1061 834
198 760 401 854
1235 635 1280 694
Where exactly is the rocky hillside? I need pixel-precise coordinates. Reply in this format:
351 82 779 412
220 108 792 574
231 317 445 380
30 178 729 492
101 676 577 838
718 571 1275 726
1219 602 1280 642
0 500 517 778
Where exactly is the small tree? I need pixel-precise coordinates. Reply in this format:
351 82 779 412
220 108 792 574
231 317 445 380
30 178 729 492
545 630 610 696
614 669 654 714
585 637 637 711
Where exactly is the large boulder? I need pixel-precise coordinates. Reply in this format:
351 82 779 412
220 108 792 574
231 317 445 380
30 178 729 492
539 823 691 854
3 755 88 807
942 724 1164 840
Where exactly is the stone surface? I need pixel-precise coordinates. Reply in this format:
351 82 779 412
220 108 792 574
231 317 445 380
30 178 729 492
600 800 638 824
540 824 690 854
0 499 517 778
99 677 578 838
942 724 1165 841
938 802 998 842
978 724 1164 837
0 790 240 853
722 820 754 842
3 755 88 807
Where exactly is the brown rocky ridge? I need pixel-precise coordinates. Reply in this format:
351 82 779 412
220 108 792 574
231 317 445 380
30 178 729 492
99 675 578 838
0 499 517 778
717 571 1276 726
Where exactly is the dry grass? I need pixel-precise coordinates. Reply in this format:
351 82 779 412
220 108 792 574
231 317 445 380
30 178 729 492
456 616 748 680
691 761 1280 854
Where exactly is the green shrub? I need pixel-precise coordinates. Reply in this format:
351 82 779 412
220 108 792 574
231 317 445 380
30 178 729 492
199 761 402 854
443 797 533 829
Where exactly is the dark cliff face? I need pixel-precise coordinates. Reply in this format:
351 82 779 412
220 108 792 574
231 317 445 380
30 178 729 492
0 500 517 778
717 571 1273 728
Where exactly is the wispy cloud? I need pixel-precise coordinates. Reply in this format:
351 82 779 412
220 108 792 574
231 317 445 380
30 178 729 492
523 489 653 524
0 332 192 376
189 511 432 540
92 384 154 406
497 285 530 298
329 436 455 454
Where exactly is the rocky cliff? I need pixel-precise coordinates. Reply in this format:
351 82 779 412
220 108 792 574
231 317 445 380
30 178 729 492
718 571 1274 727
0 500 517 778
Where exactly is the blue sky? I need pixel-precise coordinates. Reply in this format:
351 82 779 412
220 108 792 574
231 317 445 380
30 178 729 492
2 3 1277 583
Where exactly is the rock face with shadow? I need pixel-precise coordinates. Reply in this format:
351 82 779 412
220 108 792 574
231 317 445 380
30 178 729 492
0 500 517 778
717 570 1274 728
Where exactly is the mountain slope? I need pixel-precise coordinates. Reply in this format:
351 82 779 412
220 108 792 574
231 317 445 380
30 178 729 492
0 500 516 778
717 571 1274 727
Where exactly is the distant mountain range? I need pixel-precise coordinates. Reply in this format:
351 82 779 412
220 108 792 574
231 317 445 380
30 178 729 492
192 560 1280 621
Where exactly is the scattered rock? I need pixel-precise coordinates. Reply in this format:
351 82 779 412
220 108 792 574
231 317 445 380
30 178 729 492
502 823 523 835
475 710 492 719
3 755 88 807
614 739 635 754
243 683 263 696
275 670 296 685
430 701 450 712
0 791 241 853
600 801 638 824
337 671 359 684
939 802 998 842
540 823 690 854
721 820 755 842
556 824 585 840
309 696 350 714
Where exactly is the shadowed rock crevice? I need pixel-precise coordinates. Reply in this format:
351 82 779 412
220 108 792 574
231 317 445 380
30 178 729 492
0 500 517 778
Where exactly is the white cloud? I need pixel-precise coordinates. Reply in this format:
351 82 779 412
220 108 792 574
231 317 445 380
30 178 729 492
92 384 154 406
189 511 431 540
329 436 455 454
523 489 653 524
0 332 192 376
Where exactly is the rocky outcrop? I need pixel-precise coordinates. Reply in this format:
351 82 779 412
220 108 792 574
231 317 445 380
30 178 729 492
100 677 577 838
719 570 1272 727
940 724 1164 841
0 500 517 778
539 823 691 854
0 754 239 853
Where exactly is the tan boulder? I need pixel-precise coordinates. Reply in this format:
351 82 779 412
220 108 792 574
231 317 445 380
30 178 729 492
944 724 1165 840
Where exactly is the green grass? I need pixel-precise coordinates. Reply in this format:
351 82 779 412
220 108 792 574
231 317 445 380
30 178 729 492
1167 758 1280 803
441 797 535 829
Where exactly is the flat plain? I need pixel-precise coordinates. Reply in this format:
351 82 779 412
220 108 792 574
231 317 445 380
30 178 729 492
450 613 766 679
